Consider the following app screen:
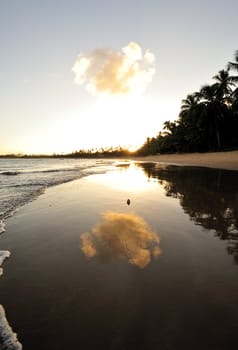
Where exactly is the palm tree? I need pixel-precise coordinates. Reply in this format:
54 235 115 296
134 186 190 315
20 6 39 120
228 50 238 73
163 120 178 134
212 69 234 103
228 50 238 116
198 84 228 150
180 93 200 112
178 93 208 151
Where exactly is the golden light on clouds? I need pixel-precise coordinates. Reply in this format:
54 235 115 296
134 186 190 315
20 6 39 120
72 42 155 95
80 212 161 269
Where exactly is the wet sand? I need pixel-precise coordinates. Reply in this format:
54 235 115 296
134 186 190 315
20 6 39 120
130 150 238 171
0 163 238 349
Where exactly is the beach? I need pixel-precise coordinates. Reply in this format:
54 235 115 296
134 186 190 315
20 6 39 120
1 0 238 348
132 150 238 171
0 158 238 349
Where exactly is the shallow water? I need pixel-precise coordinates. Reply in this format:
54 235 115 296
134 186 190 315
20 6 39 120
0 158 115 221
0 161 238 349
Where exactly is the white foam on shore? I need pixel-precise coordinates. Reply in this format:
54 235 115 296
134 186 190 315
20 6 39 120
0 252 22 349
0 221 6 235
0 251 10 277
0 305 22 350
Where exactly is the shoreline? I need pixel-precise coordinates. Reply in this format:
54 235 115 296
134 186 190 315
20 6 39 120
1 150 238 171
129 150 238 171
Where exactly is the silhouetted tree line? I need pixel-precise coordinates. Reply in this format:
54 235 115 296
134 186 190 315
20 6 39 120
137 162 238 264
64 146 131 158
137 50 238 155
0 147 131 158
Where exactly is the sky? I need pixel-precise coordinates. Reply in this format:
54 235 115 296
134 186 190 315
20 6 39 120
1 0 238 154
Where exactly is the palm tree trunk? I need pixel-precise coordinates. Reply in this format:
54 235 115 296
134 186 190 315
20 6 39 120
215 124 221 149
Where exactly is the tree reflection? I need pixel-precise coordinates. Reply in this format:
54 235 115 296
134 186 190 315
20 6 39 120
80 212 161 268
137 162 238 264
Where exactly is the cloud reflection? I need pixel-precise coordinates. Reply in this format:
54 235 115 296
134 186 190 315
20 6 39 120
80 212 161 268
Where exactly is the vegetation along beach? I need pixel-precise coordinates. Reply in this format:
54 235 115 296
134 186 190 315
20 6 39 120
1 1 238 349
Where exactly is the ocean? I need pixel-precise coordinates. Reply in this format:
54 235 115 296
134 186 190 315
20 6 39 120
0 158 117 227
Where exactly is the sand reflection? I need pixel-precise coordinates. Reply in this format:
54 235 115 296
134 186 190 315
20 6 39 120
80 212 161 268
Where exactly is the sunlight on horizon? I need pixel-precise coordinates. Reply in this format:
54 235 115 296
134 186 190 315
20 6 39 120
0 94 180 155
0 96 179 155
46 95 177 155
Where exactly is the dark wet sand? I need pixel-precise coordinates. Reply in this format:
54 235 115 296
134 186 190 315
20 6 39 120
0 164 238 349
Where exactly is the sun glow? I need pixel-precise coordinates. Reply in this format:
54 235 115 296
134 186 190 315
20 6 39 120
62 95 165 152
2 95 179 155
94 163 159 193
127 145 139 152
26 95 178 155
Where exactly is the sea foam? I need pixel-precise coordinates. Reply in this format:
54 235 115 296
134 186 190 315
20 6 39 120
0 250 10 276
0 252 22 349
0 305 22 350
0 221 6 235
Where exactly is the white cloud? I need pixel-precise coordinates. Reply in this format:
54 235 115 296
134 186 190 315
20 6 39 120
72 42 155 95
